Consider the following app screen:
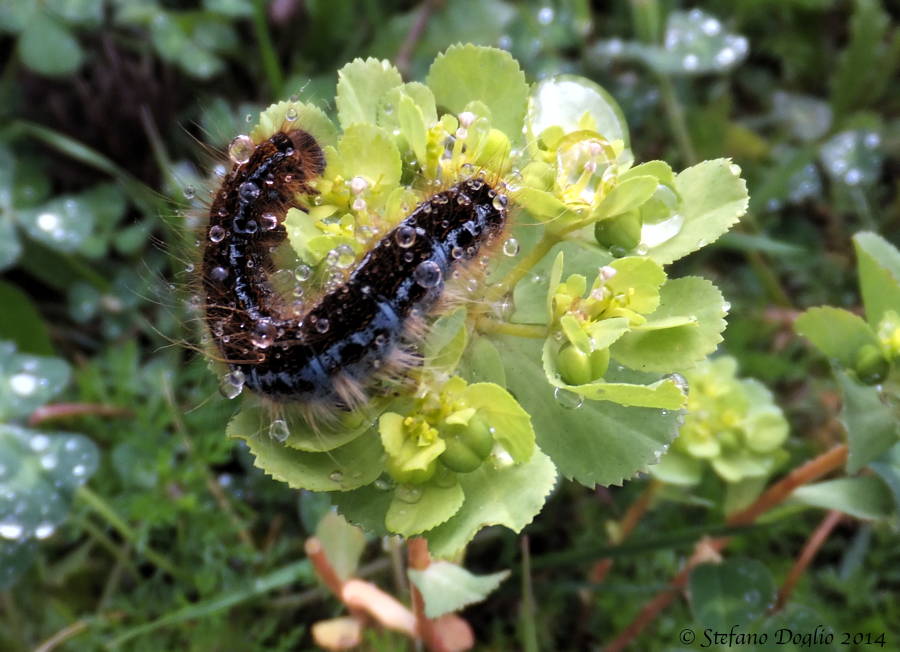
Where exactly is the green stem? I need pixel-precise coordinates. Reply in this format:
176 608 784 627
251 0 284 97
477 317 547 339
76 486 182 579
657 75 697 166
484 233 560 305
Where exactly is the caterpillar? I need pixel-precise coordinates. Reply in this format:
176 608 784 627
201 123 509 417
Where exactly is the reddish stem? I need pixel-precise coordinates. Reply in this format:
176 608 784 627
591 480 661 583
408 537 448 652
773 509 843 612
305 537 345 597
29 403 132 427
604 445 848 652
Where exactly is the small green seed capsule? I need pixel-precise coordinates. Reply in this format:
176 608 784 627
557 343 592 386
439 416 494 473
595 210 642 251
855 344 889 385
590 348 610 379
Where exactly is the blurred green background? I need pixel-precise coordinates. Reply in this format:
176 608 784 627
0 0 897 650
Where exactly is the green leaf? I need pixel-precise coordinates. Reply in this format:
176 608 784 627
837 371 899 473
396 93 428 165
496 336 680 486
689 558 776 631
869 443 900 512
332 484 393 537
252 100 338 148
427 44 529 139
794 307 880 368
233 427 384 492
315 511 366 581
17 12 84 77
0 342 70 421
462 383 535 463
336 123 402 188
17 194 95 253
425 448 556 558
0 281 53 355
650 450 703 486
386 480 465 537
593 175 658 220
853 231 900 327
0 217 22 271
790 476 895 520
424 307 468 372
0 539 37 590
458 336 506 386
612 277 727 372
648 159 748 266
408 561 509 618
335 57 403 129
528 75 629 145
0 424 99 541
227 403 371 453
513 187 577 223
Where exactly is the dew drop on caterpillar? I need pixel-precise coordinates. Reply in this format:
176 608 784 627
201 124 510 418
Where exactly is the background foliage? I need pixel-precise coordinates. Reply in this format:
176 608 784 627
0 0 897 650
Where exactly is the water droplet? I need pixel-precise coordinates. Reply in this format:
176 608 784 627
537 6 554 25
554 387 584 409
228 135 254 164
329 470 344 483
37 212 60 232
396 485 422 503
490 443 515 469
374 477 393 491
682 53 699 70
315 317 330 333
665 372 690 395
395 225 416 248
334 244 355 269
9 373 37 396
183 185 196 200
260 212 278 231
285 107 298 122
414 260 442 288
41 454 58 470
209 265 229 282
0 522 24 540
209 225 226 243
722 301 732 312
502 238 520 257
457 193 472 206
269 419 289 442
34 523 55 539
251 319 277 349
30 434 50 452
72 464 86 477
219 370 245 399
294 264 312 282
238 182 260 201
352 197 367 212
451 246 464 259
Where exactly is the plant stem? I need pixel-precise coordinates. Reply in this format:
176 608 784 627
484 233 559 306
29 403 132 427
657 75 698 167
395 0 441 77
76 486 182 580
590 479 661 583
408 537 448 652
251 0 284 97
605 444 848 652
476 318 547 338
773 509 843 612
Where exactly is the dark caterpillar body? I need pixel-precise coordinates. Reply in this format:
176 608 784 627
204 130 508 405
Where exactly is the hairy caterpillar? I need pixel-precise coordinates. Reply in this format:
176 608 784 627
201 122 509 417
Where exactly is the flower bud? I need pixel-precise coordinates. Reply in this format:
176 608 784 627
595 210 642 251
439 415 494 473
558 344 610 386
